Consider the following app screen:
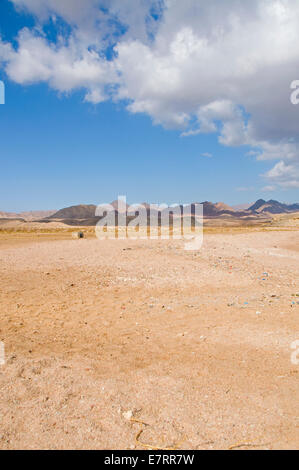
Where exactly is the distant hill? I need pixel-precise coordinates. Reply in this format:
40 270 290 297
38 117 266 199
232 203 253 211
0 211 18 219
0 210 56 220
20 210 57 220
196 201 256 218
248 199 299 214
201 201 236 217
49 205 97 219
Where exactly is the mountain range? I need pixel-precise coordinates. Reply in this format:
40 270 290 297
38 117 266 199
1 200 298 224
43 199 299 225
248 199 299 214
47 199 299 219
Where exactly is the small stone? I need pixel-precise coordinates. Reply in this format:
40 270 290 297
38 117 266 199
122 410 133 421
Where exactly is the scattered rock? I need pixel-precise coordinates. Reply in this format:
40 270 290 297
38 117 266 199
122 410 133 421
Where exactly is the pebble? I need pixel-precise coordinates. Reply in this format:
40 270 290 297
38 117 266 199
122 410 133 421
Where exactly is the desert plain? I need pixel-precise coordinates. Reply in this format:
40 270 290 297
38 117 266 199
0 218 298 450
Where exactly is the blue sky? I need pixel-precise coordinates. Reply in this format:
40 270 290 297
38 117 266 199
0 0 298 211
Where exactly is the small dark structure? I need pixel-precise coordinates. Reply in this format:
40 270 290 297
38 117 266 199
72 231 84 239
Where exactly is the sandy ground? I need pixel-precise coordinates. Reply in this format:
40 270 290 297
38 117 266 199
0 229 298 450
